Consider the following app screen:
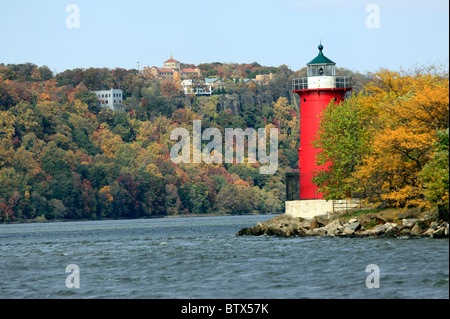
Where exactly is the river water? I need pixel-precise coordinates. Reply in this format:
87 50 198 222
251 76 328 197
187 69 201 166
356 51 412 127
0 215 448 299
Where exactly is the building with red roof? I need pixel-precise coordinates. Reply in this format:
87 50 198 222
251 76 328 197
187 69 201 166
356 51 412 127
143 55 201 82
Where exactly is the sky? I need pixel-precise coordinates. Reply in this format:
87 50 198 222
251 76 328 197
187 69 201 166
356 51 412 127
0 0 448 74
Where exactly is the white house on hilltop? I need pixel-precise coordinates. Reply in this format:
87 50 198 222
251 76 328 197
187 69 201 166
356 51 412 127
94 88 124 111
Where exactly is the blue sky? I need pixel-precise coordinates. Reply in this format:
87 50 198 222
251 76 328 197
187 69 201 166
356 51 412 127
0 0 448 74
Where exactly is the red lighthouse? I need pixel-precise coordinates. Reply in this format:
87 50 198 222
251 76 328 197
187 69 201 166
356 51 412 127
292 44 352 200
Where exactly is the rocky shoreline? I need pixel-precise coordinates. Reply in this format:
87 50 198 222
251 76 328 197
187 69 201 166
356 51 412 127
237 208 449 239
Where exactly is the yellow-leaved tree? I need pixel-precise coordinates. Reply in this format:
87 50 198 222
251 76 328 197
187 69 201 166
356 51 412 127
351 68 449 208
315 66 449 210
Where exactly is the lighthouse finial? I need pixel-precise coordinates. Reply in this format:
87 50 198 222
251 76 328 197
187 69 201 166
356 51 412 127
318 41 323 52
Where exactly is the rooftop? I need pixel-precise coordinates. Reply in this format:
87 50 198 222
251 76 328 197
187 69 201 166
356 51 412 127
307 44 335 65
205 78 222 83
164 58 180 63
157 68 174 73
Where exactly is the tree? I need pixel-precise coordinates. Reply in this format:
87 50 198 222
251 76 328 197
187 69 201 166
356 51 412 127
55 68 84 87
92 125 123 158
215 183 261 215
272 97 291 132
37 66 54 81
314 67 449 208
165 183 182 215
0 110 16 140
197 96 218 120
74 90 101 114
82 68 115 91
161 80 181 99
313 94 369 199
419 128 449 216
0 77 20 110
40 141 71 176
49 198 68 219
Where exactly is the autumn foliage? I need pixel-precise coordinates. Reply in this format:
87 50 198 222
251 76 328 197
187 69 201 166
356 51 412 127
0 62 306 222
314 66 449 212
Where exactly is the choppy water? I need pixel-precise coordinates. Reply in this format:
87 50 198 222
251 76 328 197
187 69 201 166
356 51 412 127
0 215 448 299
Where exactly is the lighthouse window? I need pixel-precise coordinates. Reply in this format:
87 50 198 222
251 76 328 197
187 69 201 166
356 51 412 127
319 67 324 75
327 65 335 76
308 65 318 76
303 98 306 103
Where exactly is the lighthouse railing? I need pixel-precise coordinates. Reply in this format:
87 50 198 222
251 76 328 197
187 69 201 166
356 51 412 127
292 76 352 90
292 77 308 90
335 76 352 89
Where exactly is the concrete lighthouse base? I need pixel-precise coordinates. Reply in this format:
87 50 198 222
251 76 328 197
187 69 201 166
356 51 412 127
285 199 361 220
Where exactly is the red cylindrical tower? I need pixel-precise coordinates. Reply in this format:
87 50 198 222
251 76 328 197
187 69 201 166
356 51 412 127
292 44 352 199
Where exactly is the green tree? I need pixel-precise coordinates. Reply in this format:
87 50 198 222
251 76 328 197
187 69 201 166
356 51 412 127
312 94 370 199
74 90 101 114
419 128 449 216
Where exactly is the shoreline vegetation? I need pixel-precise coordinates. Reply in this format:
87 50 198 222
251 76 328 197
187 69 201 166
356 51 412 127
237 207 449 239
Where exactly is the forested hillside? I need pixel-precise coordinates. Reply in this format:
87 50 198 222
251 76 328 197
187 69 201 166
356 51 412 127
0 62 316 222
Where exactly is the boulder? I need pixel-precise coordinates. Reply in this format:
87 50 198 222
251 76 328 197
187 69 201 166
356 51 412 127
433 227 446 238
309 220 321 231
346 222 361 232
379 223 398 238
372 224 387 234
266 226 287 237
368 222 395 236
410 224 422 236
402 218 418 227
340 222 361 236
322 219 342 234
237 227 253 236
316 215 328 225
282 225 295 237
380 229 396 238
299 219 313 229
422 228 435 237
359 229 377 236
400 227 411 236
304 229 315 236
294 227 307 236
237 221 270 236
252 223 267 235
237 212 447 239
429 221 439 230
312 227 327 236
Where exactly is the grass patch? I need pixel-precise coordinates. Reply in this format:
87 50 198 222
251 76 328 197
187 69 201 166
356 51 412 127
328 206 441 230
364 219 381 229
335 207 403 229
338 208 383 220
